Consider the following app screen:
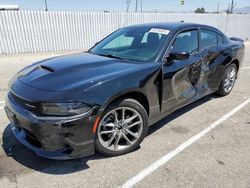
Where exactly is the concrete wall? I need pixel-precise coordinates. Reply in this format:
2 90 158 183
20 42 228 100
0 11 249 54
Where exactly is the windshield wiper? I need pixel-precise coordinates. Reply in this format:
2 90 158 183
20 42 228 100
96 53 125 60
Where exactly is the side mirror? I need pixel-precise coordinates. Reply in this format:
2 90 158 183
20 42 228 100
166 51 190 62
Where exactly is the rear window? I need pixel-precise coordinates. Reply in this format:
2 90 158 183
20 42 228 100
200 30 218 49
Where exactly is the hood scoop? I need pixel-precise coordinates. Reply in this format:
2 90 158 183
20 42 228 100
20 65 54 83
39 65 55 72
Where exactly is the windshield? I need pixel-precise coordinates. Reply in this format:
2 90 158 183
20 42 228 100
89 27 170 62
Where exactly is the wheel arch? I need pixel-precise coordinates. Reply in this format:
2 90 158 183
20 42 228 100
231 59 239 71
101 89 150 117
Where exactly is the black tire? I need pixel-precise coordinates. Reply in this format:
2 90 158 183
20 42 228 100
95 98 148 156
216 63 237 96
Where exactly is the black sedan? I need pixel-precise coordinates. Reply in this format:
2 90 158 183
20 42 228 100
5 22 245 159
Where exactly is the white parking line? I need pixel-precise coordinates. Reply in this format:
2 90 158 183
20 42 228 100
120 97 250 188
241 66 250 70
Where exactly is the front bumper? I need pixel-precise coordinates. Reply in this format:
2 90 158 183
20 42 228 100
5 92 96 160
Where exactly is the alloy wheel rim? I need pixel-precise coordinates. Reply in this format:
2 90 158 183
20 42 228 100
224 66 236 93
97 107 143 151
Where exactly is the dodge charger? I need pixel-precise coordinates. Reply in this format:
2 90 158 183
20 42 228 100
5 22 245 159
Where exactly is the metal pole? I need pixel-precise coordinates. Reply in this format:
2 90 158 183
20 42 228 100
140 0 142 12
126 0 130 12
230 0 237 14
217 1 219 13
45 0 48 11
135 0 138 12
230 0 234 13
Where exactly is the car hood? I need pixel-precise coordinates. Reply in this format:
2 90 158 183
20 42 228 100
17 53 144 92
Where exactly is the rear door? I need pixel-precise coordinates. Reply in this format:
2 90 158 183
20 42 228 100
199 29 227 91
161 29 204 112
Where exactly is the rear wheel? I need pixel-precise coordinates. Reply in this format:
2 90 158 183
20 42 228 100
95 98 148 156
216 63 237 96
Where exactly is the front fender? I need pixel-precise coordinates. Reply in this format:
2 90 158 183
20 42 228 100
84 64 162 120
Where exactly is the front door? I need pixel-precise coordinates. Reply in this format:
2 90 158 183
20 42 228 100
161 29 203 112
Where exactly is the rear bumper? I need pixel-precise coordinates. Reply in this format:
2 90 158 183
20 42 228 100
5 92 96 160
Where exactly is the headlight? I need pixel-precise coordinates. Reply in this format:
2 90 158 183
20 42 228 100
40 102 91 116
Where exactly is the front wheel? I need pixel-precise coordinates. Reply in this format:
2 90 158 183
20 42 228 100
216 63 237 96
95 98 148 156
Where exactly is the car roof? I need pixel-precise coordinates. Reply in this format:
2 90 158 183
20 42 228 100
124 22 218 32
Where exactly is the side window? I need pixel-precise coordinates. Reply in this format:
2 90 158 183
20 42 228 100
170 30 198 54
200 30 218 49
217 34 224 45
103 34 134 49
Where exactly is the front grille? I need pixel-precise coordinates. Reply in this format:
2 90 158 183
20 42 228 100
10 92 41 114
